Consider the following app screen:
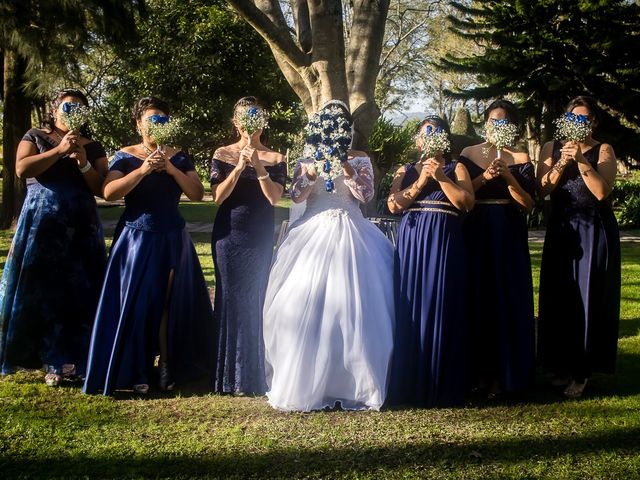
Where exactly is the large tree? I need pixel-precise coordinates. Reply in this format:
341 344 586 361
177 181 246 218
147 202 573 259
0 0 145 228
225 0 390 149
439 0 640 161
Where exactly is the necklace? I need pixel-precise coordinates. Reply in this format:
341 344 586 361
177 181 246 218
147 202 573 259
140 143 156 155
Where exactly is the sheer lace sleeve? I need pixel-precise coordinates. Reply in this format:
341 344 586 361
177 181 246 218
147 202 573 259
344 157 375 203
290 158 316 202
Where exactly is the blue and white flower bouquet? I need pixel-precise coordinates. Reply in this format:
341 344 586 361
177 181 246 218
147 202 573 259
554 112 592 143
302 104 352 192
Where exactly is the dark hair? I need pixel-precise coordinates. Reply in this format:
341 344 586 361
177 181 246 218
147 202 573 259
230 96 269 144
132 96 170 122
416 115 453 163
484 99 520 126
416 115 452 136
566 95 601 126
43 89 92 138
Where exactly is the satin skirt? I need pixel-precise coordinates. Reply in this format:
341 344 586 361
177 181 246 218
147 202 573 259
83 226 214 395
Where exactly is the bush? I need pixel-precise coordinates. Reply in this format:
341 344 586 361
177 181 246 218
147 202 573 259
611 178 640 227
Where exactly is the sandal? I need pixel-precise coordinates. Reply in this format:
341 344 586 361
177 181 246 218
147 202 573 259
44 373 62 387
133 383 149 394
563 379 587 398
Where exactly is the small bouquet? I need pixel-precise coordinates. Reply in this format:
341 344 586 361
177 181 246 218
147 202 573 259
234 105 270 140
485 118 519 158
417 125 451 159
60 102 92 132
146 114 183 152
302 104 352 192
554 112 592 143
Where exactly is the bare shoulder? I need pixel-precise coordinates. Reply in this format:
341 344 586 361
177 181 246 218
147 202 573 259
213 146 238 163
460 143 483 159
120 145 139 154
258 149 286 165
599 143 616 158
511 151 530 164
348 149 368 159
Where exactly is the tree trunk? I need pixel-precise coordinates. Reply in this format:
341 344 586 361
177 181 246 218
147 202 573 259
226 0 389 147
1 50 30 229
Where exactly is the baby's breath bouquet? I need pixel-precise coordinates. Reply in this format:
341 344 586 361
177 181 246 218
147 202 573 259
60 102 92 132
234 105 269 142
485 118 519 158
417 125 451 159
554 112 592 143
146 115 183 152
302 104 352 193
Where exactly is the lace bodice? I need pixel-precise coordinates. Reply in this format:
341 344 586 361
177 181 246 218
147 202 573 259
290 156 375 219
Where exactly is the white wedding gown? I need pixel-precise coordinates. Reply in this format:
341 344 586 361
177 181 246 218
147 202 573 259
263 156 394 412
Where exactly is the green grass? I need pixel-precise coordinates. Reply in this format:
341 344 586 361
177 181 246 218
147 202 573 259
0 226 639 478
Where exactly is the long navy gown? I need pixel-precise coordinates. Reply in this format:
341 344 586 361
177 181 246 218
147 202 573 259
210 157 286 395
83 151 214 395
0 129 106 376
538 142 620 382
387 161 468 407
459 156 535 395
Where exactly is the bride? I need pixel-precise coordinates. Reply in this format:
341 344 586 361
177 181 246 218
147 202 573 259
263 100 394 412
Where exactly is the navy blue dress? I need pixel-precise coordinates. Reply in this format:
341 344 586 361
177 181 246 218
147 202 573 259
0 129 106 376
83 151 214 395
210 158 287 394
387 161 468 407
538 143 620 382
459 156 535 394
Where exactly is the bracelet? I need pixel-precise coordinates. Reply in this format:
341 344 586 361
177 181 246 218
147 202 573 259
257 173 270 181
78 162 92 174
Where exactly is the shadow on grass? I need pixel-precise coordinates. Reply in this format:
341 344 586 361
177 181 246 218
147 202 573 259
1 426 639 478
619 318 640 338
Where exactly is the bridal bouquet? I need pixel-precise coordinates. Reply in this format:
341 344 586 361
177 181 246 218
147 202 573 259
485 118 519 158
234 105 270 136
146 115 183 151
554 112 592 143
60 102 92 132
417 125 451 159
303 105 352 192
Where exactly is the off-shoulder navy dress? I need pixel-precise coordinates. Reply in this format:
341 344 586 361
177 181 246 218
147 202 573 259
83 151 214 395
459 157 535 395
210 158 286 395
538 142 620 382
387 161 468 407
0 129 106 376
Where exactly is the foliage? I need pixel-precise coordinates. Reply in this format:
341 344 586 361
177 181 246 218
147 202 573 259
369 117 419 172
612 177 640 227
58 0 299 172
440 0 640 159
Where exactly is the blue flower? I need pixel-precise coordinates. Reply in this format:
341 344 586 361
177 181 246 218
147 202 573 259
425 125 433 135
62 102 80 114
325 179 334 192
576 114 589 123
149 114 169 125
323 159 331 173
492 118 509 126
314 150 323 160
435 127 443 134
248 107 258 116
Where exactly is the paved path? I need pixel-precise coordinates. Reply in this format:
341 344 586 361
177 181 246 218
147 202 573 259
99 216 640 243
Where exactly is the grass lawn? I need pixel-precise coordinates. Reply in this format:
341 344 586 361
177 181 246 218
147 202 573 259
0 219 639 478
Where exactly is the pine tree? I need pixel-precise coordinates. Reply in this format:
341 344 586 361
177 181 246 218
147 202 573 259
439 0 640 160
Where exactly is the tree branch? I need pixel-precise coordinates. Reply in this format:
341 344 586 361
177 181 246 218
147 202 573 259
226 0 309 67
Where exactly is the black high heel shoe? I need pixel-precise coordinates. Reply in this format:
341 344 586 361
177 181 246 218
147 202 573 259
159 362 175 391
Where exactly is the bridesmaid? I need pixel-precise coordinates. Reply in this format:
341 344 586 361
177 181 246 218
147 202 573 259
0 89 107 386
386 115 474 407
537 96 620 398
83 97 214 395
458 99 536 400
210 96 286 395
